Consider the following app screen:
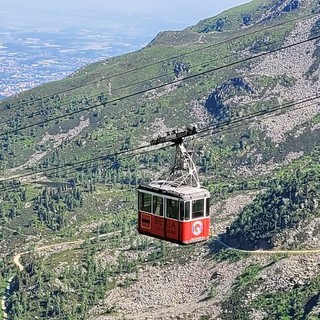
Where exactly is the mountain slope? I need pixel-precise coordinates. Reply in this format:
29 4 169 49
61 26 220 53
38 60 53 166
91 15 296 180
0 1 320 319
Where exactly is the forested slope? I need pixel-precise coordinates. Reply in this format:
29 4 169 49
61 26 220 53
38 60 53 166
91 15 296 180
223 149 320 250
0 0 320 319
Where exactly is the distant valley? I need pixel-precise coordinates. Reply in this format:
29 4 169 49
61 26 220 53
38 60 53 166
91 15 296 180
0 27 154 98
1 0 320 319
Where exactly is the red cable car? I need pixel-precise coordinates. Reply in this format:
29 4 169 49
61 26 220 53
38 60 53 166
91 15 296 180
137 128 211 244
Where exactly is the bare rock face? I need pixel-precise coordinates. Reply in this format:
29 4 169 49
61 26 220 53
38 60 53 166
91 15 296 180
282 0 300 12
204 77 254 121
261 0 301 22
201 18 227 33
173 62 190 77
194 0 304 34
242 14 252 26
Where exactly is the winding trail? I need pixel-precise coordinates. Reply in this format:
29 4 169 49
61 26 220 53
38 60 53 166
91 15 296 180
0 226 38 239
12 232 118 271
214 237 320 255
2 232 118 319
13 236 320 274
4 233 320 320
1 227 39 320
13 253 28 272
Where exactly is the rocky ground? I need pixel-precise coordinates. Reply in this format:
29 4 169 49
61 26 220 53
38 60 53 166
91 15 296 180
249 15 320 143
86 188 320 320
88 246 252 320
273 216 320 249
86 193 255 320
85 191 320 320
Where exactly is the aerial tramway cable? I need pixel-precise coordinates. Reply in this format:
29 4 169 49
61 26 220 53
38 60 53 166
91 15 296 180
1 23 316 129
0 93 319 192
1 32 320 138
0 10 316 113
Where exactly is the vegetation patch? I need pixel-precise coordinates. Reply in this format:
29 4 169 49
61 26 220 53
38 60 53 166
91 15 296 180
220 263 263 320
222 152 320 249
254 275 320 320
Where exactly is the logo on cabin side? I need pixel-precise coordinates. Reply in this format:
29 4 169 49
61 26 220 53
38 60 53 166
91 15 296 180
192 221 203 236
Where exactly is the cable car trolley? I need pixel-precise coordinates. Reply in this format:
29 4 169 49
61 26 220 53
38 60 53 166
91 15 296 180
137 127 210 244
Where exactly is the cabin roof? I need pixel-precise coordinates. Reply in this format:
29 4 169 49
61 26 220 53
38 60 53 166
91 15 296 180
138 180 210 200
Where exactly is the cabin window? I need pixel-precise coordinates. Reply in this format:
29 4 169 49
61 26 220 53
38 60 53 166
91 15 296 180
192 199 204 219
166 198 179 220
180 201 190 221
185 201 190 220
179 202 184 220
152 195 163 216
206 198 210 217
139 192 152 213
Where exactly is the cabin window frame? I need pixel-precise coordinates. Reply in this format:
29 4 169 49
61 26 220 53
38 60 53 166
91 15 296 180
152 195 164 216
180 201 190 221
206 198 210 217
139 190 210 220
192 199 204 219
166 197 179 220
138 191 152 213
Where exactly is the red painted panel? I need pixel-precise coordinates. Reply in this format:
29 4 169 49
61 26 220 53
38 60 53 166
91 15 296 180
150 214 165 238
138 211 165 238
179 218 210 244
138 211 210 245
165 218 179 241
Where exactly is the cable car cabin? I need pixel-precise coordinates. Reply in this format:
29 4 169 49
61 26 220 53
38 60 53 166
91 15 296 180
137 181 210 244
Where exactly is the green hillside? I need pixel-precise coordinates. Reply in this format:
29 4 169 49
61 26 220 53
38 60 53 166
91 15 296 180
223 149 320 250
1 0 320 319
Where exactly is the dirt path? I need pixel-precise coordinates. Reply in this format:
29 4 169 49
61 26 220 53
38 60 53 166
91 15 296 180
2 232 118 320
12 231 119 270
6 232 320 320
0 226 38 239
214 237 320 255
12 252 29 272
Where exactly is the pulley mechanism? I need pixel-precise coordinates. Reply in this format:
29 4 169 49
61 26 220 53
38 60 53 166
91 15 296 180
150 126 200 188
137 125 211 245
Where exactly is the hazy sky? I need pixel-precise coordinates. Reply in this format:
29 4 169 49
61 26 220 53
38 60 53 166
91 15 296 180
0 0 252 94
0 1 251 31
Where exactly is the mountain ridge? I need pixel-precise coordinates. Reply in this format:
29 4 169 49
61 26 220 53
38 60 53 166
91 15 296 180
1 1 320 319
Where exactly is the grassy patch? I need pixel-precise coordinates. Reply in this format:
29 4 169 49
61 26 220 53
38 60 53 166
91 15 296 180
233 264 262 290
212 246 250 263
254 275 320 320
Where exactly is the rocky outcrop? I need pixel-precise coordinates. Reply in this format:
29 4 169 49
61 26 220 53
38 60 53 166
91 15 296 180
204 77 254 121
248 15 320 143
259 0 302 22
306 18 320 77
200 18 227 33
282 0 300 12
242 14 252 26
173 62 190 77
192 0 305 34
